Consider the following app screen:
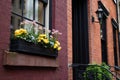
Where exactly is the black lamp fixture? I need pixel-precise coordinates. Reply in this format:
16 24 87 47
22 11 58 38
95 7 103 24
92 7 103 24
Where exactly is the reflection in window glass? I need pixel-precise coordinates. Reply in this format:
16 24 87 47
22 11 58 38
11 0 46 32
24 0 33 20
11 0 22 30
11 16 14 29
11 14 22 38
12 0 22 15
11 0 49 39
35 1 44 24
11 15 22 29
19 0 22 9
12 0 15 6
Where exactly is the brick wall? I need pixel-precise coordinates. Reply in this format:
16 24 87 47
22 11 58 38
100 0 117 66
67 0 72 80
67 0 118 79
0 0 68 80
89 0 117 65
88 0 102 64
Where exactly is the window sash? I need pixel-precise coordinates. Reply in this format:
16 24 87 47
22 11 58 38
42 0 48 4
11 0 47 27
11 12 44 26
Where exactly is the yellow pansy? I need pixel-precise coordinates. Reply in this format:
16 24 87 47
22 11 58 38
38 39 41 42
15 29 20 36
53 43 58 49
57 46 62 51
55 41 60 45
43 39 49 44
39 34 46 38
14 28 27 37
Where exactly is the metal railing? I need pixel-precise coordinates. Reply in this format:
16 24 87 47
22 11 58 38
109 65 120 80
71 64 120 80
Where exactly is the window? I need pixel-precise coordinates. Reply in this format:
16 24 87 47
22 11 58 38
101 15 108 64
5 0 59 67
111 18 119 66
10 0 56 57
98 1 110 64
11 0 49 34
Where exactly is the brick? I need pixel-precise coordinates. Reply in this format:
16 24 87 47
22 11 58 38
67 0 119 79
0 0 68 80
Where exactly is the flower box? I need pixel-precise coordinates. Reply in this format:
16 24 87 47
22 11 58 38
10 39 58 58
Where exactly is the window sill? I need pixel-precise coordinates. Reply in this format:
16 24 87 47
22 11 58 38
3 51 59 67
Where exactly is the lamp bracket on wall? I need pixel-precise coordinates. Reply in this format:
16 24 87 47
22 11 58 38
92 16 99 23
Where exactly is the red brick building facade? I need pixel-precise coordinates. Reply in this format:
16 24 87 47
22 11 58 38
0 0 68 80
0 0 119 80
68 0 119 80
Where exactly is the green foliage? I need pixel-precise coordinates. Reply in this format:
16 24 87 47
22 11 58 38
13 20 62 51
84 63 112 80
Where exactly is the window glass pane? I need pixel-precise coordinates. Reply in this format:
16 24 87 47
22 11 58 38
11 0 47 37
23 0 33 20
12 0 22 15
11 0 22 38
35 0 44 24
11 15 22 29
12 0 15 5
11 15 22 38
19 0 22 9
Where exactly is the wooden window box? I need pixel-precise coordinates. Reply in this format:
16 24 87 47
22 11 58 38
4 39 59 67
10 39 58 58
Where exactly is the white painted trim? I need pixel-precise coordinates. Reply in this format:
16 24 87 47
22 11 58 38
45 0 49 31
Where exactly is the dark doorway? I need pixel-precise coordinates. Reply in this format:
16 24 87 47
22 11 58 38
72 0 89 80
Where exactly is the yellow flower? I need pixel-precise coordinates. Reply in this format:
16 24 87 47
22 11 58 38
53 43 58 49
19 28 27 33
43 39 49 44
37 34 47 42
57 46 62 51
23 29 27 34
55 41 60 45
15 29 20 36
14 28 27 37
38 39 41 42
39 34 46 38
